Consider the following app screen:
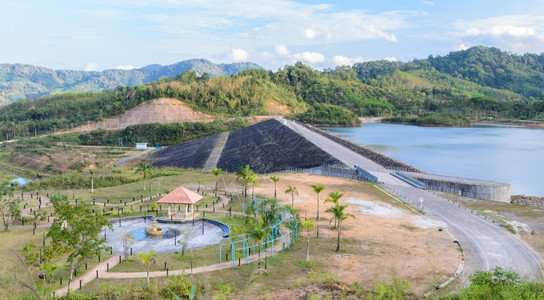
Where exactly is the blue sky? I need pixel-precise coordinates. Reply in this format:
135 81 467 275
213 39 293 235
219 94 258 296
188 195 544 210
1 0 544 71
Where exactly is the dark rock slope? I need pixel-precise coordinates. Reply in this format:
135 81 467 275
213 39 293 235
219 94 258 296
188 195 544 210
150 119 340 173
216 119 340 173
150 133 221 169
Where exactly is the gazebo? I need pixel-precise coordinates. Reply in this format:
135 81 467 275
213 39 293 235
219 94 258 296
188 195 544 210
157 186 203 218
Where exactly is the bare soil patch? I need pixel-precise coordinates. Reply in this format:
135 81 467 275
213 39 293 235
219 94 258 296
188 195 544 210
67 98 214 133
252 173 460 295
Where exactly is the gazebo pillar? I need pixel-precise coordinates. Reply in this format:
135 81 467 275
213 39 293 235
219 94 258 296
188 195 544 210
191 204 194 214
168 204 171 216
185 204 188 216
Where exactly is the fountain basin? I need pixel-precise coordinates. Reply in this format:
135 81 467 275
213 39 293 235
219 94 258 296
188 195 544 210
104 217 226 254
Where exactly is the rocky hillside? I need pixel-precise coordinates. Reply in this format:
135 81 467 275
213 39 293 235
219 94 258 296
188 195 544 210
149 118 340 173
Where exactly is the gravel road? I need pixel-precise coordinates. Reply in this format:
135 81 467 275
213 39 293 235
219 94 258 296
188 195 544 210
283 118 543 281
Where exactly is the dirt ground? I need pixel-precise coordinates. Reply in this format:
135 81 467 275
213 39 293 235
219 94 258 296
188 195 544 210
250 173 461 295
64 98 214 133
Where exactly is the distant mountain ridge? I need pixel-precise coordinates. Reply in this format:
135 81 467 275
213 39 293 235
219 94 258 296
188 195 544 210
0 59 262 103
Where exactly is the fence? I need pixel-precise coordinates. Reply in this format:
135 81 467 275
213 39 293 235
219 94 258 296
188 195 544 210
219 196 298 267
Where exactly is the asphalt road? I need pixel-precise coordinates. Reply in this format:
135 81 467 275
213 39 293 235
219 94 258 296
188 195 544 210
283 118 543 281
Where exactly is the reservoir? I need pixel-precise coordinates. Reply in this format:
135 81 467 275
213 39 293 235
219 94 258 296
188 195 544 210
322 123 544 197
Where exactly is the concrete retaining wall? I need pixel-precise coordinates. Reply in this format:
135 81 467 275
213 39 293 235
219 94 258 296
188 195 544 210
416 178 511 202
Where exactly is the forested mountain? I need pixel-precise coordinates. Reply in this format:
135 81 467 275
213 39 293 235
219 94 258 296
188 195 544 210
1 46 544 141
0 59 261 103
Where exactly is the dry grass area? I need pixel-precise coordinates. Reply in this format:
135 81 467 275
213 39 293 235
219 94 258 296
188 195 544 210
250 173 460 295
2 145 139 175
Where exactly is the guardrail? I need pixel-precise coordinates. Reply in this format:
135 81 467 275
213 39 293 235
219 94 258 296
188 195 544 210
356 166 378 182
392 172 426 189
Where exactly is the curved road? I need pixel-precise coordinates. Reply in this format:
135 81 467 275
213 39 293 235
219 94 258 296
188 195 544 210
282 118 543 281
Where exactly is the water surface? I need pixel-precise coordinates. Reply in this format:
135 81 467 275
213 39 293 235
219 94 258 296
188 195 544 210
322 123 544 196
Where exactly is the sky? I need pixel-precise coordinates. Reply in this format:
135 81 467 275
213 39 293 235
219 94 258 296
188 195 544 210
1 0 544 71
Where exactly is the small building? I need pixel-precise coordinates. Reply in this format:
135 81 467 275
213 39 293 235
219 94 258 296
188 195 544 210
135 142 148 150
157 186 203 218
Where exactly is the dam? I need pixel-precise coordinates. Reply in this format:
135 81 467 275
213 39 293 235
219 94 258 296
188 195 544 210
150 117 542 280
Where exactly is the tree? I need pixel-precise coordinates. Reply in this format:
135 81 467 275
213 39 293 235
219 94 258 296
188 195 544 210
269 174 279 200
0 191 21 231
310 185 325 221
247 171 261 197
285 185 298 207
212 167 223 191
135 162 153 191
137 250 157 288
177 229 192 257
325 203 355 252
122 234 133 262
45 194 111 294
247 220 268 262
302 219 315 262
324 190 344 229
236 164 250 197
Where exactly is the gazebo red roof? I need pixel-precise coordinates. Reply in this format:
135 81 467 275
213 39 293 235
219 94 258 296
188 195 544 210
157 186 203 205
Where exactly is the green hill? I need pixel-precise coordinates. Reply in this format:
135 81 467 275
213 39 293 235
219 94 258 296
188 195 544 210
2 46 544 142
0 59 261 103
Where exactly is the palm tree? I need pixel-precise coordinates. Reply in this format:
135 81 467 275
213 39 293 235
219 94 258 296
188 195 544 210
247 171 261 197
269 175 279 200
325 204 355 252
285 185 298 207
302 218 315 262
137 250 157 288
310 185 325 220
324 190 344 229
236 164 250 197
212 167 223 191
135 162 153 191
247 220 268 262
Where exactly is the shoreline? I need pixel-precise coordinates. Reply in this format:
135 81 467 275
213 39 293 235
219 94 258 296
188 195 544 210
359 117 544 129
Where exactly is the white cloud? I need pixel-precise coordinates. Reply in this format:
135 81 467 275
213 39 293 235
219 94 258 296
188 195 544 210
115 65 136 70
453 15 544 53
275 44 290 56
423 1 434 6
303 29 317 39
84 62 100 71
332 55 365 66
128 1 406 57
458 43 469 51
384 57 397 62
230 48 249 62
292 51 325 64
